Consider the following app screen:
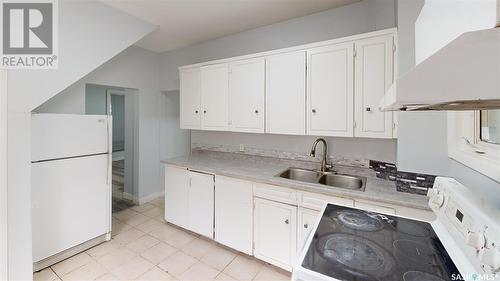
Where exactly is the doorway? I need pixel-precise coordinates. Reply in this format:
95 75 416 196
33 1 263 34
85 84 137 213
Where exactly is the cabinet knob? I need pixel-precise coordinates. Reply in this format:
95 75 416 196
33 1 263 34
366 107 371 112
312 109 317 113
195 110 198 114
203 110 207 114
255 110 259 114
304 224 308 229
284 219 289 225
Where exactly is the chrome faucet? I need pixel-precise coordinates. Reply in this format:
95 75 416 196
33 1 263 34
309 138 331 173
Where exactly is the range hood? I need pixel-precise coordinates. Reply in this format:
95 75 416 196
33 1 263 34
380 7 500 111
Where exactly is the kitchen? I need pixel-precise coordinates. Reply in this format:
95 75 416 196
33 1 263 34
0 0 499 280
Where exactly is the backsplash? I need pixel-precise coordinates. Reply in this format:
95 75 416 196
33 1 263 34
369 160 437 196
192 143 370 168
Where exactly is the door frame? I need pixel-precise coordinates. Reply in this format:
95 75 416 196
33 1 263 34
106 89 137 203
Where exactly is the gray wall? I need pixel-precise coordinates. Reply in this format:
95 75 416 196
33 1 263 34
396 0 500 204
160 0 398 163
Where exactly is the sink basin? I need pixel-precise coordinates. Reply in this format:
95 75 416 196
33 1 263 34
319 174 366 191
278 168 323 183
277 168 366 191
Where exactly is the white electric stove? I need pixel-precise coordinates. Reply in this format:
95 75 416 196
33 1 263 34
292 177 500 281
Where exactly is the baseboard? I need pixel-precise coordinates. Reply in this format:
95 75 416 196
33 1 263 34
138 191 164 205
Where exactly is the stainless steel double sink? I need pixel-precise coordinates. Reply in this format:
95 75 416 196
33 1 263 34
277 167 366 191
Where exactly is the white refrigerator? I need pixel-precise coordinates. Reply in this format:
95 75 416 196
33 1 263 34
31 113 112 270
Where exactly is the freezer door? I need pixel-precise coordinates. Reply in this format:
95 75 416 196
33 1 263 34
31 154 111 262
31 114 110 162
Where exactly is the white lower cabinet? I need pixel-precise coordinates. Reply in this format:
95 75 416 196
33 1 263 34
215 176 253 255
187 171 215 238
164 165 189 229
297 207 320 251
164 166 215 238
254 198 297 271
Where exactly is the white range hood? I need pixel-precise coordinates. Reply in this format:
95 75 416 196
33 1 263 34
380 4 500 111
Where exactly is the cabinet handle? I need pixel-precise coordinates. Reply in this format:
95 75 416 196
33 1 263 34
255 110 259 114
284 219 289 225
366 107 371 112
312 109 317 113
195 110 199 114
304 223 308 228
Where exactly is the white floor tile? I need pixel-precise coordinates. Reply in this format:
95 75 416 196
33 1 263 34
97 247 137 271
223 255 263 281
135 219 165 233
111 256 155 280
200 246 237 271
157 251 197 277
51 252 93 277
163 230 197 248
178 261 220 281
149 224 180 242
62 261 107 281
181 238 214 259
143 207 163 218
126 234 160 253
136 267 176 280
141 243 178 265
253 265 291 281
113 228 145 245
86 240 122 258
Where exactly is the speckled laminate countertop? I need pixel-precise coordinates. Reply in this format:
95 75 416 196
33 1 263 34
161 150 430 210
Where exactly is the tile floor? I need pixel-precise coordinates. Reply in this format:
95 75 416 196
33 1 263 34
34 197 291 281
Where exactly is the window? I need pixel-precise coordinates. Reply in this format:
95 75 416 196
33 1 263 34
448 110 500 182
480 110 500 145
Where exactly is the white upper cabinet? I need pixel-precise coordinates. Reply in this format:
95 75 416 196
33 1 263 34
229 58 265 133
201 64 229 131
180 68 201 129
179 29 397 138
354 35 394 138
265 52 306 135
307 43 354 137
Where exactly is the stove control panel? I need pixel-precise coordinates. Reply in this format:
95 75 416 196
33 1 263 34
429 177 500 278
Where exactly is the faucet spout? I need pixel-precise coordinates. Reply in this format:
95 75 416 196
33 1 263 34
309 138 329 172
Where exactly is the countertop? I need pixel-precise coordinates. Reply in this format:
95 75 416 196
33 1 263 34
161 150 430 210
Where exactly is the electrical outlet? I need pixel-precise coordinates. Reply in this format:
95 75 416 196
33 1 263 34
239 144 245 152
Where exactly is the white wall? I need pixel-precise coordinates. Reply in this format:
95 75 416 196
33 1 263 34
159 0 398 163
396 0 500 203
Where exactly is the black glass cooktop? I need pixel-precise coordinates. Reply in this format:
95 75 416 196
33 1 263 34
301 204 460 281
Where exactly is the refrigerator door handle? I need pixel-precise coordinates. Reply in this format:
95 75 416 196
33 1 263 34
106 115 112 185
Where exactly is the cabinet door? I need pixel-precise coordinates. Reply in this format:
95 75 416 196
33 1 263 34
265 52 306 135
215 176 253 255
307 43 354 137
188 171 214 238
229 58 265 133
180 68 201 129
297 207 320 252
254 198 296 271
164 165 189 229
201 64 229 131
354 35 394 138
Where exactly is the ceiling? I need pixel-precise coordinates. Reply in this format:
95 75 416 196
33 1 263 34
100 0 360 53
